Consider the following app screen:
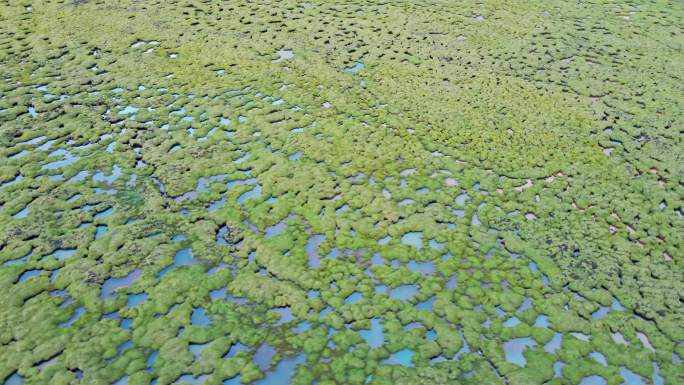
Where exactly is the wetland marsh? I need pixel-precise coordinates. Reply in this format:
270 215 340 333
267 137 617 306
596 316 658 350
0 1 682 384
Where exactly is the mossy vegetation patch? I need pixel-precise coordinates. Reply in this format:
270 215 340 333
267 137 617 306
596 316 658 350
0 0 682 384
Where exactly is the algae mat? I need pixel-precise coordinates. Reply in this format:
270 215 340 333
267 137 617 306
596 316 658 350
0 1 683 384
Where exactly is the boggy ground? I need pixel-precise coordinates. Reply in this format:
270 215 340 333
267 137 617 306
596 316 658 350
0 1 682 385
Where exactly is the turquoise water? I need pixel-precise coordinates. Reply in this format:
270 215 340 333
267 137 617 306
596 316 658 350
454 329 470 359
226 177 258 189
237 184 261 205
191 307 211 327
416 297 435 311
425 330 437 341
446 275 458 290
42 149 80 170
49 268 61 282
93 165 122 184
3 249 32 266
17 269 41 282
319 307 332 317
273 49 294 62
273 307 294 326
293 321 310 334
407 260 435 275
544 333 562 353
224 342 249 358
578 376 607 385
3 372 23 385
589 351 607 366
189 342 209 361
100 269 142 300
234 151 251 164
120 318 133 330
111 375 128 385
70 171 89 182
610 332 629 345
1 174 23 190
9 150 29 159
59 306 85 328
344 292 363 305
652 362 664 385
359 318 383 348
503 337 536 367
553 361 565 379
390 284 418 301
401 232 423 249
13 205 29 219
619 367 646 385
403 322 422 331
471 211 481 225
146 350 158 371
428 239 444 250
95 225 108 238
503 316 520 327
113 341 133 359
344 62 365 73
254 353 306 385
126 293 147 307
210 288 227 300
455 193 469 206
157 248 195 278
534 315 549 328
254 343 277 371
207 195 226 212
572 332 591 342
216 226 231 246
102 311 120 321
591 306 609 319
41 248 77 262
336 204 349 214
94 207 114 219
306 234 326 268
118 105 138 115
265 220 286 238
380 349 414 367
